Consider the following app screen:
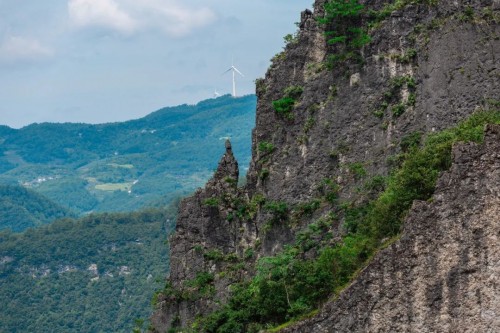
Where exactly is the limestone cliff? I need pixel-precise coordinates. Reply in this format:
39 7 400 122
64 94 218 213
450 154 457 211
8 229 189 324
281 124 500 332
150 0 499 332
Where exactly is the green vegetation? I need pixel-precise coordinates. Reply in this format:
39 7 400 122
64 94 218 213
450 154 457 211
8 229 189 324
303 117 315 134
273 98 296 119
374 75 417 119
186 272 215 296
459 5 475 22
320 0 371 67
272 86 304 119
283 86 304 100
0 185 75 232
0 208 176 333
392 103 406 117
283 33 299 47
391 48 417 64
263 201 289 225
317 178 340 204
258 141 275 155
0 95 256 214
193 110 500 332
203 197 220 207
321 0 438 69
259 168 270 181
347 162 367 179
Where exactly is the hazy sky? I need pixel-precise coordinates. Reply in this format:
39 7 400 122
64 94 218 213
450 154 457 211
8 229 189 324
0 0 311 128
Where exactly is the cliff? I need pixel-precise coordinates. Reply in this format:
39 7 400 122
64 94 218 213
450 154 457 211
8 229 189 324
281 124 500 332
151 0 499 332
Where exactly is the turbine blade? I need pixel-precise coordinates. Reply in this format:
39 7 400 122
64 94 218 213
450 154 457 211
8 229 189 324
233 67 244 77
222 68 233 75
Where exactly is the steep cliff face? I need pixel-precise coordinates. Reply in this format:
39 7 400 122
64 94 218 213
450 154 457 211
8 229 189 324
247 0 499 254
281 124 500 332
249 0 498 205
151 0 499 331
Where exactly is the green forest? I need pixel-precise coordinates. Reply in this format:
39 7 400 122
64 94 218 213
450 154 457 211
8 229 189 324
0 185 75 232
0 95 255 214
0 95 256 332
0 207 176 332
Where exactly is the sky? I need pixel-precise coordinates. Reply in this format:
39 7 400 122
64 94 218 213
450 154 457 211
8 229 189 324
0 0 312 128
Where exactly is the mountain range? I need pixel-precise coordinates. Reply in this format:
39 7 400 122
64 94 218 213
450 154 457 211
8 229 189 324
0 95 256 219
0 95 256 332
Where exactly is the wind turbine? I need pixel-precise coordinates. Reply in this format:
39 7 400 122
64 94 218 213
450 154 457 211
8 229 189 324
223 63 244 97
214 89 221 98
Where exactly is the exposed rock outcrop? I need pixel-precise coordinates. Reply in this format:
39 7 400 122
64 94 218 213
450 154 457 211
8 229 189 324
282 124 500 332
151 141 258 329
151 0 499 331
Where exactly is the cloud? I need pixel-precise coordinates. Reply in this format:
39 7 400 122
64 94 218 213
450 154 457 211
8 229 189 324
135 0 217 37
67 0 217 37
68 0 138 34
0 36 54 64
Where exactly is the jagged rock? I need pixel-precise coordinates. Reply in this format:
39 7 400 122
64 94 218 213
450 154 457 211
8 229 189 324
282 124 500 332
151 141 258 330
151 0 500 331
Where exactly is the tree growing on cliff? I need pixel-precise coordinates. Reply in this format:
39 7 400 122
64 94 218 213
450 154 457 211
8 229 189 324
320 0 371 66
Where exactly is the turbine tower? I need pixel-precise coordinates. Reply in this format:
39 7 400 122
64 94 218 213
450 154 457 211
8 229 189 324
223 63 244 97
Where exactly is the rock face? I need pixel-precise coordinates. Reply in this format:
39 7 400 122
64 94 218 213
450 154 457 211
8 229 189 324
150 0 499 331
281 124 500 332
151 141 258 329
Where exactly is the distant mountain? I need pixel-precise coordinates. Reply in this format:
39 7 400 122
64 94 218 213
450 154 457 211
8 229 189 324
0 185 75 232
0 208 175 333
0 95 256 214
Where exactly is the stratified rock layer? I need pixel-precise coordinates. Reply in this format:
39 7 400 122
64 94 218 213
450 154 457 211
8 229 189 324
282 124 500 332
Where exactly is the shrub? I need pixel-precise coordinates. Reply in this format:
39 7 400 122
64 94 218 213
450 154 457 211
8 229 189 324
203 197 220 207
407 93 416 106
317 178 340 203
347 162 367 179
259 168 270 181
264 201 289 224
244 248 254 260
272 97 296 119
363 175 386 192
369 110 500 239
258 141 275 155
400 131 422 152
295 200 321 217
283 86 304 99
204 249 225 261
392 103 406 117
272 86 304 119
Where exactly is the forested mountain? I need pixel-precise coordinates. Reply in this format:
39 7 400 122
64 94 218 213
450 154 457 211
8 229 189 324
0 185 75 232
0 95 255 214
0 208 175 333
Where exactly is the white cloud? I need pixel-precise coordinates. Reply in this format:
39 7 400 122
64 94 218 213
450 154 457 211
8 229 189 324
67 0 217 37
68 0 138 34
0 36 54 64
